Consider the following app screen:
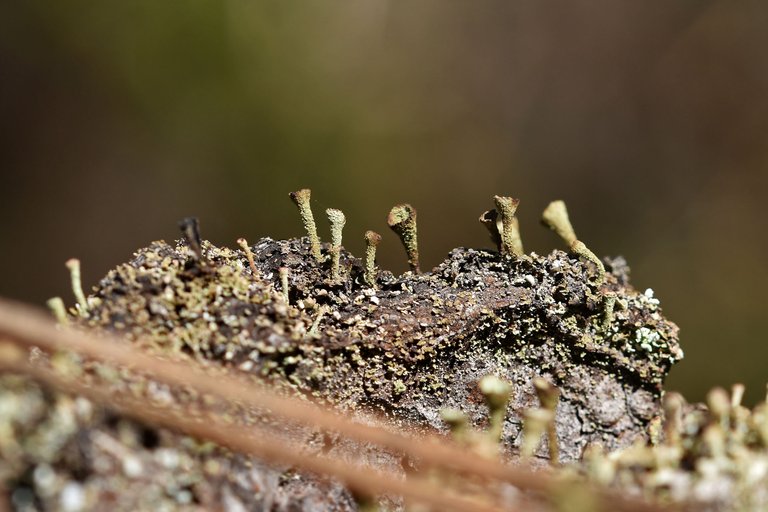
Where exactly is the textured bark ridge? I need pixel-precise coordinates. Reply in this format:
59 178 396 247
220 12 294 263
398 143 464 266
80 235 682 463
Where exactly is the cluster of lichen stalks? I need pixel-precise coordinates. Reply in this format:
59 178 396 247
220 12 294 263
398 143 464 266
48 189 603 318
48 193 557 309
28 189 765 510
284 189 606 284
47 189 609 460
391 368 768 511
453 377 768 511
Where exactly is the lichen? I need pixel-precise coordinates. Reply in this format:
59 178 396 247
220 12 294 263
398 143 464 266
67 231 681 463
1 193 694 510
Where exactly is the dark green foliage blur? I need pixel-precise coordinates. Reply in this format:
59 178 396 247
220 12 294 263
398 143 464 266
1 1 767 403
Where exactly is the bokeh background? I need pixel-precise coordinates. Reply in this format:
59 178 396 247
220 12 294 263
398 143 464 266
1 1 767 404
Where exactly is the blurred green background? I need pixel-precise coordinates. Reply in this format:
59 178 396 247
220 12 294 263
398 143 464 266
1 1 767 403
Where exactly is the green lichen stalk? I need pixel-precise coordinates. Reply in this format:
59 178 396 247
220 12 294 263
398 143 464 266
571 240 606 285
541 200 577 246
533 377 561 464
289 188 323 262
237 238 259 277
363 230 382 288
479 375 512 443
493 196 524 256
387 204 419 273
65 258 88 315
46 296 68 324
326 208 346 283
541 201 605 284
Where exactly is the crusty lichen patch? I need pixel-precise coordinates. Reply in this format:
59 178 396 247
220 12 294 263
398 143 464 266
72 234 681 462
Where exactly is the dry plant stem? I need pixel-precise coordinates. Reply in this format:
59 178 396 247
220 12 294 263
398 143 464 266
289 189 323 261
65 258 88 314
0 355 505 512
0 299 674 512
